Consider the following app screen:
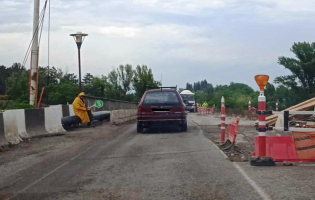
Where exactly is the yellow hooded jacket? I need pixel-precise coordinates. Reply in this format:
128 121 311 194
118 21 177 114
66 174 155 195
73 92 90 124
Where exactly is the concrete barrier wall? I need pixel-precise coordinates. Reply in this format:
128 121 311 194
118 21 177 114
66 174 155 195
0 105 68 146
83 96 138 112
3 110 23 144
110 109 137 125
45 105 66 134
25 108 49 137
0 113 6 146
69 105 75 116
62 105 70 117
4 109 28 139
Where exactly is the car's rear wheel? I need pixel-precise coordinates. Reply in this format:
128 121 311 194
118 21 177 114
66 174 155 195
181 121 187 132
137 122 144 133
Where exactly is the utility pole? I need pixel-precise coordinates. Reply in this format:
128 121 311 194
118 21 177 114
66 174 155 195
30 0 40 106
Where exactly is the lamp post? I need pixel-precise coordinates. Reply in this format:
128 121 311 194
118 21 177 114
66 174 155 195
70 32 88 91
254 74 269 157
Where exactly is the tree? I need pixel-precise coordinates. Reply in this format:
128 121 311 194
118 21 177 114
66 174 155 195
117 64 133 94
186 83 193 91
275 42 315 99
49 81 79 105
107 69 124 99
83 73 94 84
264 83 276 110
133 65 161 100
62 73 78 84
90 76 107 97
0 65 7 94
6 70 29 102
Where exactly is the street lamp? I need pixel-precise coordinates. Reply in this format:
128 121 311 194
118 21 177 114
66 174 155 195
70 32 88 91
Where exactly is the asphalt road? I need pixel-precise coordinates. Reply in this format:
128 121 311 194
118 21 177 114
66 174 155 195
0 121 264 200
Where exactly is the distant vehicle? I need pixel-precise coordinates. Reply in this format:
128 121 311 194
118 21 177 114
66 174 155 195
180 90 196 112
137 87 188 133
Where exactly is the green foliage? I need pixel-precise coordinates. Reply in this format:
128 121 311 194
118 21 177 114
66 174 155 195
133 65 161 100
185 83 193 91
7 70 29 102
1 62 160 108
49 82 79 105
275 42 315 99
188 80 258 109
6 40 315 111
4 101 35 110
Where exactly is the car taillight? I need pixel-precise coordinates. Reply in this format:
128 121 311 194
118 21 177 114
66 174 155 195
181 104 185 111
138 106 142 113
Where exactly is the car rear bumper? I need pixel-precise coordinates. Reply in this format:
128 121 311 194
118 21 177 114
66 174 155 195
138 119 187 128
185 106 195 112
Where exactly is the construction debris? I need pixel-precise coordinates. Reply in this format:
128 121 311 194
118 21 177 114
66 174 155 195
255 97 315 126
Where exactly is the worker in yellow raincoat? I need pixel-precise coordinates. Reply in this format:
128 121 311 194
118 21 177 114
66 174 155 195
202 101 208 107
73 92 92 126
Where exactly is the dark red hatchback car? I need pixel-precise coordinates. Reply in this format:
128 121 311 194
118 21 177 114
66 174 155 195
137 87 188 133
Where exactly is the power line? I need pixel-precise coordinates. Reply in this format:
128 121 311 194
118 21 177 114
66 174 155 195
4 0 49 109
22 0 48 68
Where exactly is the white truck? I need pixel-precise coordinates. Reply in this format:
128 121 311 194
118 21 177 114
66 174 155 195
180 90 196 112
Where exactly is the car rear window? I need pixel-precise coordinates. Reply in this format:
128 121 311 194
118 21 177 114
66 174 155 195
143 91 180 106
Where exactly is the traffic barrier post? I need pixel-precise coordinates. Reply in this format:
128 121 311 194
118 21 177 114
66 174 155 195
251 75 275 166
220 117 240 153
221 96 226 143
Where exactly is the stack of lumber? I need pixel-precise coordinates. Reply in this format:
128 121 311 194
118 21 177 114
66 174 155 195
306 122 315 128
255 97 315 126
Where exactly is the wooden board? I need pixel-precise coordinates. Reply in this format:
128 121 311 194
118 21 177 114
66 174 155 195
255 97 315 125
306 122 315 128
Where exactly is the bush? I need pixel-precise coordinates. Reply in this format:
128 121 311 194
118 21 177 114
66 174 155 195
0 101 35 110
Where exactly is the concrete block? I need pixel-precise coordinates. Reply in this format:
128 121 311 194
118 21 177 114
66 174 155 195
0 113 7 146
3 110 24 144
110 110 117 125
62 105 70 117
25 108 49 137
275 114 284 128
110 109 137 125
69 105 75 116
45 105 66 134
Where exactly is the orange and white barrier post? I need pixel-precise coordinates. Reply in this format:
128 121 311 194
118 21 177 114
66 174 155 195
255 75 269 157
276 102 278 111
221 96 226 143
248 101 251 110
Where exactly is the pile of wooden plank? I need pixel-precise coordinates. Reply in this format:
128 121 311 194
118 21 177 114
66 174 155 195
255 97 315 126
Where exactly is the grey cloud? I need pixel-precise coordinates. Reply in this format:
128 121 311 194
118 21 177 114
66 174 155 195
1 0 315 89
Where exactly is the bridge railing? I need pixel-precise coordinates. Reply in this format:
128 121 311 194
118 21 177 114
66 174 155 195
83 95 138 112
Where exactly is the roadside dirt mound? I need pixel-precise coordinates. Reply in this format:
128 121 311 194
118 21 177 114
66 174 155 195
201 125 257 162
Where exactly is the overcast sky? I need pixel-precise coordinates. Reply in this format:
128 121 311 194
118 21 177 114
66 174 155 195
1 0 315 89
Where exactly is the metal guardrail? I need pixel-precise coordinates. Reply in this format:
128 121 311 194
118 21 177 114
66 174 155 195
83 95 138 112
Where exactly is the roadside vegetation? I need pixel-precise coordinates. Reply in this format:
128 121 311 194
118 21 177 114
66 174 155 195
0 64 160 110
180 42 315 110
1 41 315 110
